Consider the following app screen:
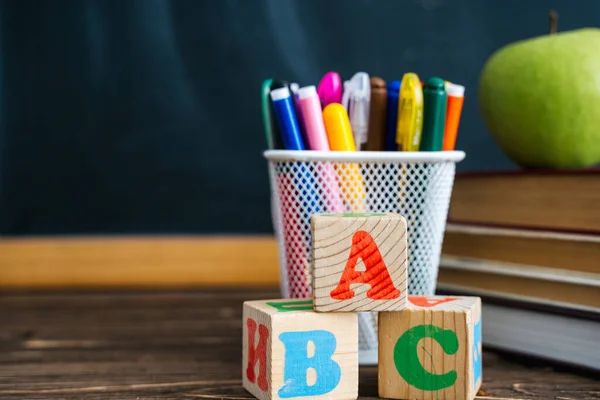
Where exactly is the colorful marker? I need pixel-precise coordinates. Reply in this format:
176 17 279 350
290 82 299 95
290 82 301 112
297 86 328 150
323 103 356 151
323 103 366 212
396 73 424 151
421 77 447 151
366 77 387 151
289 82 307 142
261 79 282 149
317 72 342 108
443 83 465 151
270 87 305 150
342 72 371 150
271 86 319 298
297 86 344 212
385 80 401 151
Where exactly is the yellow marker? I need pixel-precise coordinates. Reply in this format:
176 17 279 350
323 103 366 211
323 103 356 151
396 73 424 151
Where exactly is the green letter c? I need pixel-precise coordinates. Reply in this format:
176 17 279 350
393 324 459 391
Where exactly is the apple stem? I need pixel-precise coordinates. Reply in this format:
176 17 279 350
549 10 558 34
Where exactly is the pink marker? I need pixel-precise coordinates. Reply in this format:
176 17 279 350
297 85 344 213
317 72 342 107
297 86 330 150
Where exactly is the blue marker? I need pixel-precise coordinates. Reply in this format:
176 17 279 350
270 87 305 150
271 85 321 253
385 80 401 151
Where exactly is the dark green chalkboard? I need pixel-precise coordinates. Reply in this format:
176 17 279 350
0 0 597 234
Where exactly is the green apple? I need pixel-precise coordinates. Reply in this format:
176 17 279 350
479 28 600 169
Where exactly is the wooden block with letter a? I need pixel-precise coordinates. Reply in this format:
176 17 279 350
378 295 482 400
311 212 408 312
242 298 358 400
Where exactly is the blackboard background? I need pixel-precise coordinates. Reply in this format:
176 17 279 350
0 0 598 235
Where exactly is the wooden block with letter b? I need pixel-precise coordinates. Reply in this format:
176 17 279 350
242 298 358 400
378 295 483 400
311 212 408 312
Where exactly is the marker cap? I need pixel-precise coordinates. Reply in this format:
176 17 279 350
317 72 343 107
396 73 424 151
343 72 371 147
270 79 289 90
270 87 291 101
387 80 401 94
297 85 317 99
424 77 446 91
290 82 300 95
421 76 447 152
370 76 386 90
446 83 465 97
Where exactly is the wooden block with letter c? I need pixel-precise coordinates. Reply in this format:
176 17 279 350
378 295 483 400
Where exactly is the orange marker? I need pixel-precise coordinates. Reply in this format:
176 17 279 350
443 83 465 151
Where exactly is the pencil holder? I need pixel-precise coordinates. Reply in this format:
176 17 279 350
264 150 466 365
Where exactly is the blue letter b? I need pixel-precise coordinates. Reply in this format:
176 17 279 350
278 330 341 398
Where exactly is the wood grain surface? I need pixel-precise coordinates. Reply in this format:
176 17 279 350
0 289 598 399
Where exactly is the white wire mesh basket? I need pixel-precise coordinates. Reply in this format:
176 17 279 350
264 150 466 365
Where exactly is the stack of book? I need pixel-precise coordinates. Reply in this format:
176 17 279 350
438 170 600 370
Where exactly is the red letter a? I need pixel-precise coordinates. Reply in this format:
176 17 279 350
330 230 401 300
246 318 269 391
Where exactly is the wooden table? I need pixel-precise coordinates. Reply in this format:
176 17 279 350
1 289 598 399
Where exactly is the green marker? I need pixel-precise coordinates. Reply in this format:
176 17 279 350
261 79 286 149
420 77 447 151
261 79 276 149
